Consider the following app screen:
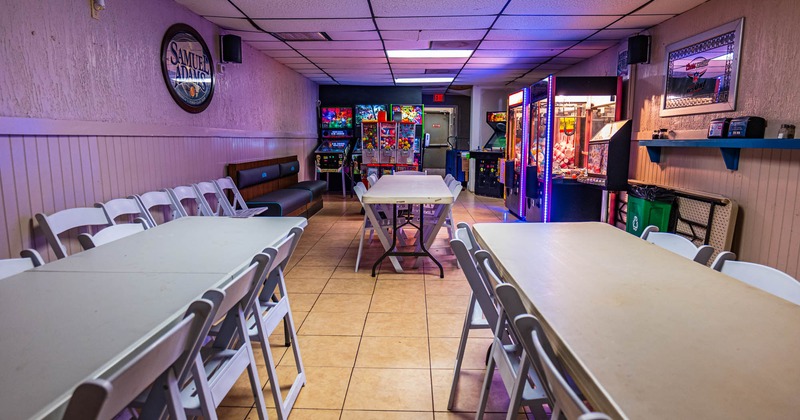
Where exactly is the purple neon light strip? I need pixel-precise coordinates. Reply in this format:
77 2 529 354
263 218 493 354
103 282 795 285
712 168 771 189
543 75 554 223
519 87 530 219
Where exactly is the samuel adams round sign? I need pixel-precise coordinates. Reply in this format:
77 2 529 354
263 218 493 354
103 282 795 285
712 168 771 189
161 24 214 113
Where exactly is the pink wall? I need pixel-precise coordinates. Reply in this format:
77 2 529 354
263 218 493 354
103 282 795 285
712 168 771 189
0 0 319 261
560 0 800 277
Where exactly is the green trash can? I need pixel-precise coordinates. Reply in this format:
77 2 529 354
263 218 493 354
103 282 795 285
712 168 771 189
626 185 676 237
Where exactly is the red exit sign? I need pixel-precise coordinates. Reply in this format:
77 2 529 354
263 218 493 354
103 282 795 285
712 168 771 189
433 93 445 103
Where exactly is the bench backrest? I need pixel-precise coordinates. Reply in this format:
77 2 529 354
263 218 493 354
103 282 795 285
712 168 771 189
226 156 302 202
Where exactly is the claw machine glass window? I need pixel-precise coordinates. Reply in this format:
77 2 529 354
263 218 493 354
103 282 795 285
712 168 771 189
502 89 531 220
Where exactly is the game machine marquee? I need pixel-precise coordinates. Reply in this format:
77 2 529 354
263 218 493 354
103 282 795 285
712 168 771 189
526 76 624 223
317 106 354 196
502 89 531 220
471 111 506 198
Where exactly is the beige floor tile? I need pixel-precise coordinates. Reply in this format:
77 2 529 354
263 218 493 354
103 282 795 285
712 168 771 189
344 368 433 411
322 277 376 294
356 336 430 368
287 293 319 312
299 311 366 336
425 280 471 296
428 313 468 338
378 273 426 281
263 366 353 410
311 293 372 313
429 337 493 370
341 410 435 420
374 278 426 295
330 266 377 279
294 256 343 267
217 406 252 420
426 295 470 314
219 362 270 408
285 266 335 280
363 312 428 337
434 411 528 419
253 408 341 420
369 290 427 313
285 277 330 294
279 335 360 368
431 368 516 413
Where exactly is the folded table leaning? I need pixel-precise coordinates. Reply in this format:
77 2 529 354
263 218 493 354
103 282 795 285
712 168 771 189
0 216 307 419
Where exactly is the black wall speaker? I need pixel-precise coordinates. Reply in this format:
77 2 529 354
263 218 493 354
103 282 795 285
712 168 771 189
627 35 651 64
221 34 242 63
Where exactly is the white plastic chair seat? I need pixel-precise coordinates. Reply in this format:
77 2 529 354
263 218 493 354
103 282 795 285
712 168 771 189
135 190 184 226
78 223 147 250
719 260 800 306
646 230 715 264
35 207 112 259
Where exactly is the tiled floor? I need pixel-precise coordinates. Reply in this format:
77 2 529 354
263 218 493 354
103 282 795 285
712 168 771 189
218 190 532 419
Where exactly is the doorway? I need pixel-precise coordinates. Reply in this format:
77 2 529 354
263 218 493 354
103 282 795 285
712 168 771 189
423 106 456 176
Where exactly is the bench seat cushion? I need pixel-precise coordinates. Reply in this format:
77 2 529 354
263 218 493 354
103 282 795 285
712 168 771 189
286 180 328 200
246 189 310 217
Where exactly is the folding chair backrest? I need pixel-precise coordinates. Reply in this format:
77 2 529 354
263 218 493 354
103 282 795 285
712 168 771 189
367 174 379 186
646 231 715 264
395 170 425 175
475 249 504 290
135 190 185 226
168 186 212 217
263 227 304 275
640 224 659 240
78 223 146 250
0 249 44 280
533 327 589 419
450 237 500 331
193 181 227 216
97 198 147 226
35 207 112 259
720 260 800 306
214 177 249 214
354 183 367 202
62 296 215 420
451 183 463 200
444 174 455 184
455 222 480 254
213 260 265 324
710 251 736 272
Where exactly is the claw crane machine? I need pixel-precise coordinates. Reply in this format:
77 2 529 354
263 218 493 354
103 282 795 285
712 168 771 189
500 88 531 220
526 76 625 223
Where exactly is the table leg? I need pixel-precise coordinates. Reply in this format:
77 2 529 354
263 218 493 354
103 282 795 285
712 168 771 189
419 203 444 278
363 203 403 273
372 204 399 277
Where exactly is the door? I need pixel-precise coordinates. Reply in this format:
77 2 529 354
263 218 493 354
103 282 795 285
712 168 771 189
423 111 450 174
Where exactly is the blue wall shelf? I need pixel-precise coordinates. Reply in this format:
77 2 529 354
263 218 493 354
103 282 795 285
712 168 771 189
639 138 800 170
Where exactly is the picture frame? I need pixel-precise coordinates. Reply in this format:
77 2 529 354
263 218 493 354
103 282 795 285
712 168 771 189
161 23 215 113
660 18 744 117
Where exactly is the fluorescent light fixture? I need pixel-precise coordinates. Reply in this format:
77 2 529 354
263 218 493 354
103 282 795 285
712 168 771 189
395 77 455 84
387 50 473 58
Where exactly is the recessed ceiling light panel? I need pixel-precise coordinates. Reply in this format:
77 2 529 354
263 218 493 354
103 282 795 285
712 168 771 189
387 50 473 58
395 77 455 83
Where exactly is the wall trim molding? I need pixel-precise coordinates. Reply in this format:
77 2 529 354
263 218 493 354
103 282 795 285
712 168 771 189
0 116 317 139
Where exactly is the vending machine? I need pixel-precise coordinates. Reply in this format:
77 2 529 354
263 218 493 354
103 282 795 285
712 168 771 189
526 76 624 223
502 89 531 220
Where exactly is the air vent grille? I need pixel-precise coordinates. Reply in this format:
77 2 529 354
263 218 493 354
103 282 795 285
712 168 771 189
273 32 331 41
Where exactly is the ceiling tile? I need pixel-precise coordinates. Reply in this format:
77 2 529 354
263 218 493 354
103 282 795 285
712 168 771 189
547 57 583 65
472 49 564 58
234 0 372 18
174 0 244 17
205 17 257 32
251 18 375 32
312 57 388 64
288 40 384 50
634 0 708 15
505 0 646 15
302 49 387 58
224 30 278 42
485 29 596 41
609 14 673 29
259 50 302 58
248 41 291 50
381 31 422 41
383 40 431 49
376 16 495 30
468 57 547 64
392 63 461 69
494 15 619 30
371 0 505 17
274 57 312 64
326 31 381 41
287 63 321 70
480 40 575 50
589 28 640 40
572 40 620 49
420 30 486 41
320 63 391 69
536 63 569 71
558 49 604 58
464 63 535 70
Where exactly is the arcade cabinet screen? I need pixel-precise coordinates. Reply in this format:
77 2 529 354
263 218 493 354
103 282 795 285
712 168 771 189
355 104 387 125
587 141 609 176
392 105 423 124
487 112 507 123
321 107 353 129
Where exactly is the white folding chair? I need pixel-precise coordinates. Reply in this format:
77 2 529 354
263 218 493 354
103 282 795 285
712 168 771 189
96 197 150 227
78 222 147 250
63 295 217 420
644 226 715 264
640 224 659 240
715 257 800 306
477 282 549 419
367 173 379 187
34 207 112 259
180 255 270 419
0 249 44 280
134 190 185 226
354 183 393 272
444 174 455 184
395 170 426 175
193 181 226 216
248 227 306 419
213 176 267 217
167 185 214 217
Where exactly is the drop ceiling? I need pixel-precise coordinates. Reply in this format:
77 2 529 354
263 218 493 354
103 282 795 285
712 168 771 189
174 0 708 92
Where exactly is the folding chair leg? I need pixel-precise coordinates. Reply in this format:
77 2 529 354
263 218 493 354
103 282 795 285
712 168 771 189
505 358 528 420
476 346 497 419
448 296 476 410
356 218 366 272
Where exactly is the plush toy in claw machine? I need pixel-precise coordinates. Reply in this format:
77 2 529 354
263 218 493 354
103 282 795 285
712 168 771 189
554 117 577 170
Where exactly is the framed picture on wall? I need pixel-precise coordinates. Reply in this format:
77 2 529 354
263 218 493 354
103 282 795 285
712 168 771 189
660 18 744 117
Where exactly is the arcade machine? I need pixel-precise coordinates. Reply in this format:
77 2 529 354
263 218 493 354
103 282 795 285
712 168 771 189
581 119 633 223
471 111 506 198
526 76 624 222
391 104 424 171
501 89 531 219
354 105 388 184
317 106 353 197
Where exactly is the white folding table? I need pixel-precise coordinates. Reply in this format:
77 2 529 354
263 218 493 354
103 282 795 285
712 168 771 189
362 175 453 277
473 222 800 419
0 216 307 419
